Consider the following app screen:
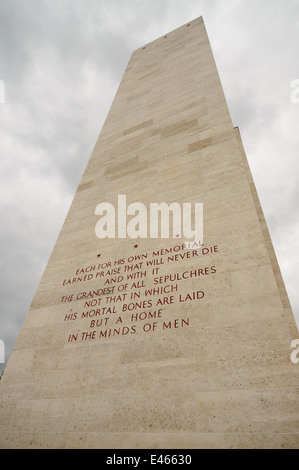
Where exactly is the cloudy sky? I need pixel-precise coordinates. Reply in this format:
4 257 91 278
0 0 298 374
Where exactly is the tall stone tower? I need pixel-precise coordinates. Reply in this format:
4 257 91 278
0 17 298 449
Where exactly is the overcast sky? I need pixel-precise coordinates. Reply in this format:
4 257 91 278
0 0 298 374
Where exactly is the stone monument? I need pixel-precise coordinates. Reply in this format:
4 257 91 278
0 16 298 449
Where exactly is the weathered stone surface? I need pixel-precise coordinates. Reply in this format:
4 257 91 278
0 17 298 449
